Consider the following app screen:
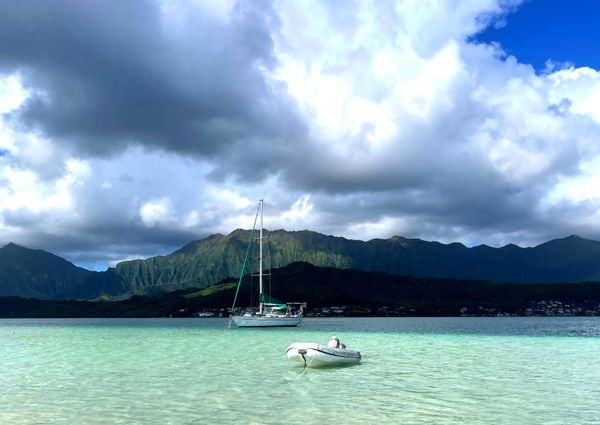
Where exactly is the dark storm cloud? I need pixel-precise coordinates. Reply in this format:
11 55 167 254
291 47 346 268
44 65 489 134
312 180 538 230
0 0 304 159
16 221 203 267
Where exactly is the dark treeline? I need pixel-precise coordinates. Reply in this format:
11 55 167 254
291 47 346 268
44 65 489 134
2 262 600 318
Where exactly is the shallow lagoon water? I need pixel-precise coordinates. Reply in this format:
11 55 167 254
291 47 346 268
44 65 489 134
1 317 599 424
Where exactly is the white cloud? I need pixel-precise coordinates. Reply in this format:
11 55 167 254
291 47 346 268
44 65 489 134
545 157 600 204
139 198 173 227
346 216 411 241
0 158 90 215
281 194 314 223
547 67 600 124
0 75 27 154
0 74 28 114
204 187 253 211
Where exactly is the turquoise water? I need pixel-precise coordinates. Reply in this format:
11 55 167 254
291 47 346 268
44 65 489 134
1 317 599 424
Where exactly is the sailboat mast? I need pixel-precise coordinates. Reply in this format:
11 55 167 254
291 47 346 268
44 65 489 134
259 199 264 315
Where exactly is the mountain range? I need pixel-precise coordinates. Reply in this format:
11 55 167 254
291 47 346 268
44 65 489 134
2 230 600 300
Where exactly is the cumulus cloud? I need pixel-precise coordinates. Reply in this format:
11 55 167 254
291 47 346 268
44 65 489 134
1 0 600 267
266 1 600 246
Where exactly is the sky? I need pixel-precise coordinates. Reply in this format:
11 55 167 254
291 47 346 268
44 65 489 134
476 0 600 70
1 0 600 270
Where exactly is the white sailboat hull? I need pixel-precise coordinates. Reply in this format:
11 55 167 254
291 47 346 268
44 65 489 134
232 315 302 327
286 342 361 367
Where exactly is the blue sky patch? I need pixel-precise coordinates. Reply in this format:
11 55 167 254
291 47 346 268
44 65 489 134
476 0 600 71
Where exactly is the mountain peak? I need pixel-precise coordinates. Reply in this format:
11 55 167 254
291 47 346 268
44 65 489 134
1 242 26 251
548 234 589 244
534 234 599 252
0 243 92 299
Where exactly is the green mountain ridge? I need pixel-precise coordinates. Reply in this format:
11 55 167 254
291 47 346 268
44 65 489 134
3 231 600 300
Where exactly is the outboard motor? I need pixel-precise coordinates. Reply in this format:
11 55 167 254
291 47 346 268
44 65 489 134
298 348 308 369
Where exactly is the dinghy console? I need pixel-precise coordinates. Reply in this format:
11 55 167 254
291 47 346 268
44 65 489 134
327 336 346 349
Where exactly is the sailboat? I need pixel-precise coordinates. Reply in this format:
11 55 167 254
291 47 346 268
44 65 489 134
230 199 305 327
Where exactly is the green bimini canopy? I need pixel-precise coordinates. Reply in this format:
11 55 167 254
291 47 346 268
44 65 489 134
261 294 283 304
